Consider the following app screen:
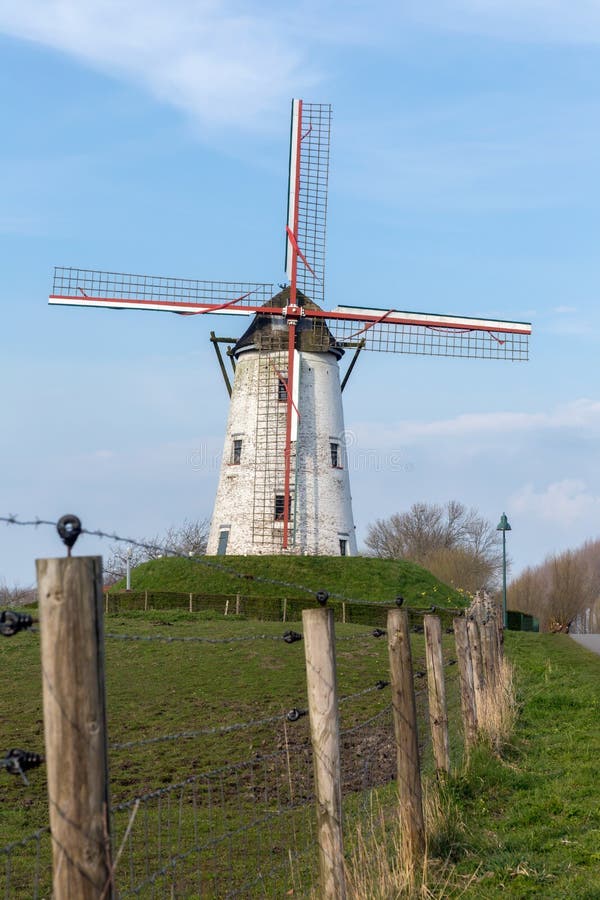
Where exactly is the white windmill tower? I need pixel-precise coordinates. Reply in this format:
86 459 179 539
207 103 355 556
49 99 532 557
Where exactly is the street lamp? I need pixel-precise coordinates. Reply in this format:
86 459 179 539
126 547 133 591
496 513 512 629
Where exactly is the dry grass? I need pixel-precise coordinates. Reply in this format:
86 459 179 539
339 658 518 898
476 657 518 752
340 789 476 900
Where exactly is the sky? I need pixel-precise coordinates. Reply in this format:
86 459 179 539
2 0 600 587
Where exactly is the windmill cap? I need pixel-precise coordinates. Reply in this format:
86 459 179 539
232 287 344 359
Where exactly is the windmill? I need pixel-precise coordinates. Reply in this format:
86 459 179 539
49 99 531 557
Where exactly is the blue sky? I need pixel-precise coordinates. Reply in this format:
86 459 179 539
2 0 599 587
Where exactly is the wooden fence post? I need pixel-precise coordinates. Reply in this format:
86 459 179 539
144 589 148 611
342 602 346 625
283 598 287 623
387 609 425 864
235 594 241 615
423 615 450 775
302 607 346 900
36 556 112 899
189 592 193 613
453 616 478 753
467 617 485 723
482 619 498 688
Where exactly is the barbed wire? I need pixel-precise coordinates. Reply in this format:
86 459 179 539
339 681 389 705
336 629 389 641
109 680 390 752
340 703 392 737
104 630 300 645
102 627 390 646
0 514 466 615
109 711 304 751
112 744 308 814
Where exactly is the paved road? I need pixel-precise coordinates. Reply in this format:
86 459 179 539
570 634 600 656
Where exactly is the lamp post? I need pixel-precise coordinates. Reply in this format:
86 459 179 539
496 513 511 629
126 546 132 591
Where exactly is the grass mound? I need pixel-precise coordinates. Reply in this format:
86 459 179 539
114 554 465 606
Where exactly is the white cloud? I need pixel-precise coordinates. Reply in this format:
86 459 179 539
554 305 577 314
3 0 600 140
510 479 600 525
0 0 316 129
351 398 600 447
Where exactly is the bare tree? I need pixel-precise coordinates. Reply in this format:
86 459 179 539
0 580 36 607
509 543 599 631
544 550 595 632
365 501 503 591
507 566 546 619
103 518 210 585
160 519 210 557
422 546 498 596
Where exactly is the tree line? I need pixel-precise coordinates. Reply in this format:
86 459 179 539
508 540 600 632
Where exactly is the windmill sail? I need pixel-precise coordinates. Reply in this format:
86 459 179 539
317 306 531 361
49 267 273 315
49 97 532 560
285 100 332 306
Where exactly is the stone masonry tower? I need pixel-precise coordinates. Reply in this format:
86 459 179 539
206 288 357 556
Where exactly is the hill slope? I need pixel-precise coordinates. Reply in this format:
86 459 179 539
117 554 465 607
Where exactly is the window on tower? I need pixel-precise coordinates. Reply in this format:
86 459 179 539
330 441 342 468
217 529 230 555
274 494 287 521
277 377 288 402
232 438 243 465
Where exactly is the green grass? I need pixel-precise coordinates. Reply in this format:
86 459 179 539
2 611 599 897
1 610 455 897
447 633 600 898
112 554 466 606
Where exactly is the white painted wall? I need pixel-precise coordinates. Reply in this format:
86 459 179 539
294 351 357 555
207 348 357 556
206 351 261 555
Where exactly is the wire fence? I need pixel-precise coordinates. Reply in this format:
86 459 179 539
0 514 493 898
1 829 52 900
1 638 461 897
110 748 317 898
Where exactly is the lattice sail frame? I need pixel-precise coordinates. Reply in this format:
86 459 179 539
49 98 531 362
49 267 531 360
285 100 331 307
322 307 530 361
50 267 274 315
